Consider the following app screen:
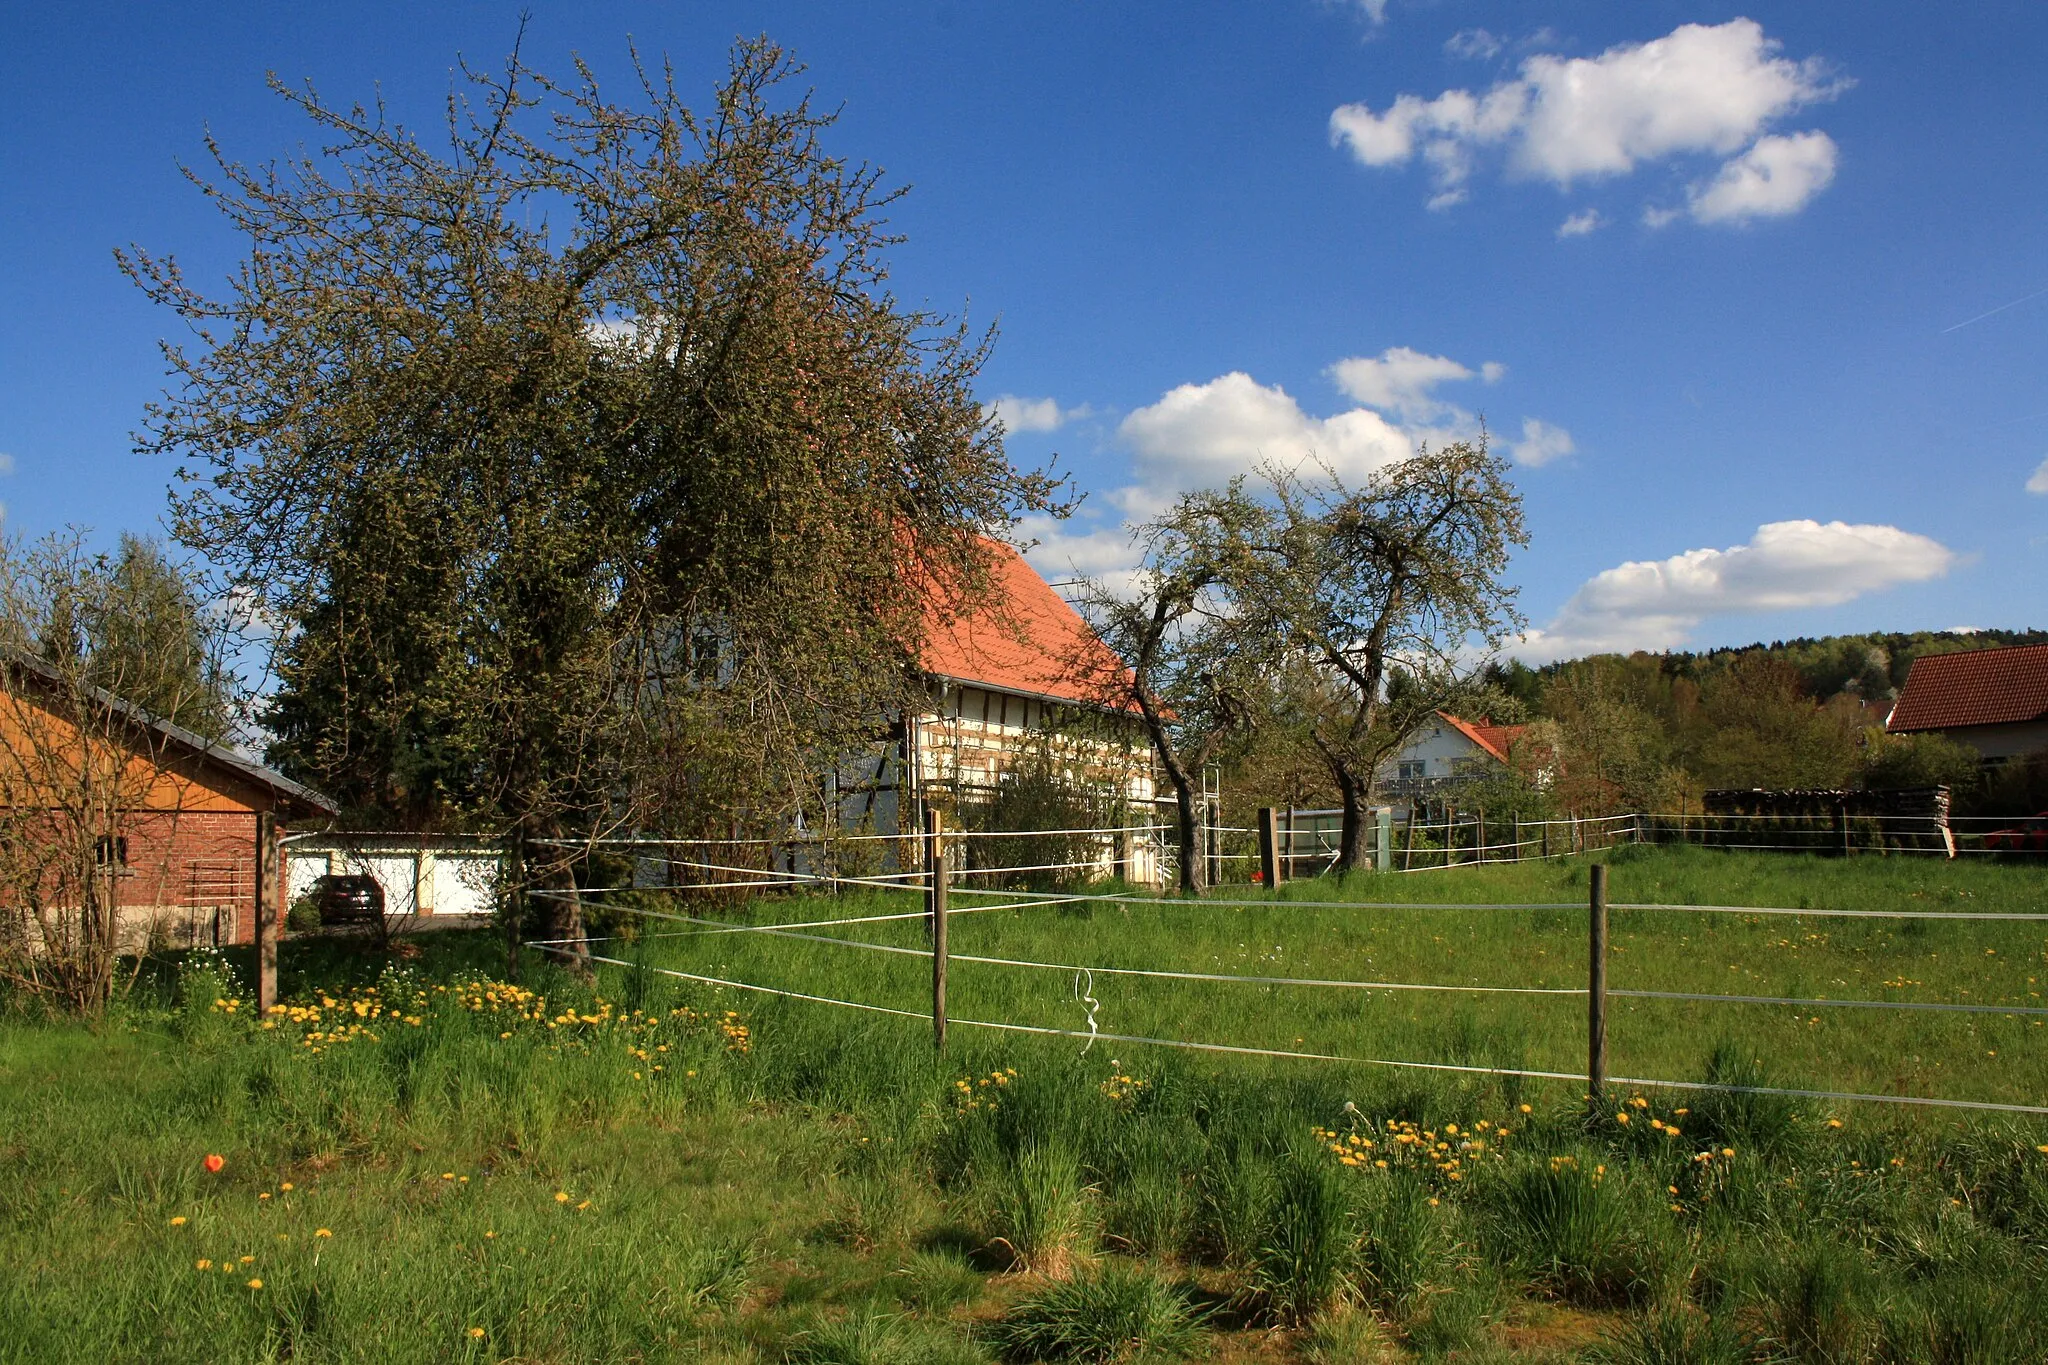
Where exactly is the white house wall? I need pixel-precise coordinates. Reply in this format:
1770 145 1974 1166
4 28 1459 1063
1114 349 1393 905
1376 722 1492 785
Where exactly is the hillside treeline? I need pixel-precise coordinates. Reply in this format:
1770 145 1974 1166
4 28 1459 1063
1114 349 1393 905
1226 631 2048 821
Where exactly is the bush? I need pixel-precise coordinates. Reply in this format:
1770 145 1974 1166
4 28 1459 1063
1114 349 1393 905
991 1263 1202 1362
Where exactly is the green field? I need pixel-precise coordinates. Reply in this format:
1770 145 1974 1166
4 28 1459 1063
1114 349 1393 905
3 846 2046 1363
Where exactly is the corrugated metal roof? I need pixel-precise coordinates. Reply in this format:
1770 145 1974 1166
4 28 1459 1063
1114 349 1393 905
1887 643 2048 733
916 540 1134 711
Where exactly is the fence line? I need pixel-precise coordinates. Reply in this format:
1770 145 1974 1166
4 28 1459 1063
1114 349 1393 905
529 942 2048 1117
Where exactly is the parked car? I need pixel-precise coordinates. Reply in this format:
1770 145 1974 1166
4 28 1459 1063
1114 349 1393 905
1982 812 2048 854
308 873 386 924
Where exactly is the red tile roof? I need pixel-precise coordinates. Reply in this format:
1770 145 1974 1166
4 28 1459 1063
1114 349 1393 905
1439 712 1528 763
1887 644 2048 733
917 540 1133 710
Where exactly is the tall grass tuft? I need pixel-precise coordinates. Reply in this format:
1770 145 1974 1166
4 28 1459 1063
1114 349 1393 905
1248 1149 1355 1325
1356 1176 1456 1321
991 1263 1201 1363
1753 1240 1872 1364
1588 1307 1746 1365
1493 1156 1671 1307
983 1143 1094 1277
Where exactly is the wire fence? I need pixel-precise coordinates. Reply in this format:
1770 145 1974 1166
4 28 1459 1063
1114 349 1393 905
523 818 2048 1120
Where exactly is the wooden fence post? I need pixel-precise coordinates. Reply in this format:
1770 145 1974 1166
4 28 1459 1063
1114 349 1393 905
1834 800 1851 858
1257 807 1280 889
1401 808 1416 872
254 811 278 1017
1587 862 1609 1117
1376 807 1393 872
926 808 948 1052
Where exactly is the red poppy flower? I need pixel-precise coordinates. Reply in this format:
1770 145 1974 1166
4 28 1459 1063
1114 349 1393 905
203 1154 225 1174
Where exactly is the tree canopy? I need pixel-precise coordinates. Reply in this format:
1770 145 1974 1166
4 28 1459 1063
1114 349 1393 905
124 37 1066 955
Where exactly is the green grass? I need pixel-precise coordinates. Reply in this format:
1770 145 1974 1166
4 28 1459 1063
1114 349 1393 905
0 846 2044 1362
629 842 2048 1108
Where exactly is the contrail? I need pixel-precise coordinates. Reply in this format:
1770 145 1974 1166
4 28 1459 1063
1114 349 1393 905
1942 283 2048 334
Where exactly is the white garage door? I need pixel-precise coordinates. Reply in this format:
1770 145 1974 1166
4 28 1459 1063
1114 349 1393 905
287 851 332 902
430 854 498 917
329 852 419 916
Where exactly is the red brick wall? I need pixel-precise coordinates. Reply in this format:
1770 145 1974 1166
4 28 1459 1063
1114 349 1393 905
111 810 286 948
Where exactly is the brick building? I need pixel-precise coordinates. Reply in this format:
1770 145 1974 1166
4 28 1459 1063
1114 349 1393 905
0 652 335 952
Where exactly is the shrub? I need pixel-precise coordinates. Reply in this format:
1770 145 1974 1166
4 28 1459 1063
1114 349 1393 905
991 1263 1202 1363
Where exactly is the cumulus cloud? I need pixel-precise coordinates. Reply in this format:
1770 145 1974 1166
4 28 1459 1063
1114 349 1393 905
1517 520 1957 660
1330 19 1845 223
0 453 15 476
2029 456 2048 495
1036 348 1563 584
1327 346 1499 422
1445 28 1503 61
1509 418 1575 467
985 394 1078 434
1683 130 1837 224
1119 372 1415 489
1557 208 1604 238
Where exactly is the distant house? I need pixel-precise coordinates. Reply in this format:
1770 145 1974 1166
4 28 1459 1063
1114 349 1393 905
1886 643 2048 763
1376 712 1532 809
832 539 1161 876
0 651 336 951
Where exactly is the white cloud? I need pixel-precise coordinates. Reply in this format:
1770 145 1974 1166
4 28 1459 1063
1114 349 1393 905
1517 519 1957 659
1509 417 1575 467
2029 456 2048 495
1349 0 1389 23
1445 29 1503 62
1327 346 1497 422
1330 19 1845 221
1119 372 1415 489
1686 130 1838 224
985 394 1077 434
1557 208 1604 238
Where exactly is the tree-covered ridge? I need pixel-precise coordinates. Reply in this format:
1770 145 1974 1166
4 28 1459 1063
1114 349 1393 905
1497 628 2048 710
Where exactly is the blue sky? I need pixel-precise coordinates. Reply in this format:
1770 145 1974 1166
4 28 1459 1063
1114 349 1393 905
2 1 2043 659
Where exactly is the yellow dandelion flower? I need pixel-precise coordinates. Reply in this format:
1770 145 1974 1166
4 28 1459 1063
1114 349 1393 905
469 1327 486 1339
554 1191 569 1203
169 1216 187 1226
195 1259 213 1270
280 1182 293 1192
239 1256 255 1265
315 1228 332 1238
247 1278 263 1290
442 1173 456 1181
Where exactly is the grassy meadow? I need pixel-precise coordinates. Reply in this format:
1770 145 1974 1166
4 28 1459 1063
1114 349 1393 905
3 845 2046 1363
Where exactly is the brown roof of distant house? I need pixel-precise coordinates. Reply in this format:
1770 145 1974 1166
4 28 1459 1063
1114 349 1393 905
1439 712 1528 763
1887 643 2048 734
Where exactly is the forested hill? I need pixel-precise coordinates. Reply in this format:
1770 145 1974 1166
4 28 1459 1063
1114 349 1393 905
1501 628 2048 707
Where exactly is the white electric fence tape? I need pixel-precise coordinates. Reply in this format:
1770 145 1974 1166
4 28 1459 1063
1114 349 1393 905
529 943 2048 1117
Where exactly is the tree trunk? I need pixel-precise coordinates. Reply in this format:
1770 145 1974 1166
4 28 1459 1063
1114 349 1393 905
531 824 591 976
1167 770 1204 896
1333 762 1365 875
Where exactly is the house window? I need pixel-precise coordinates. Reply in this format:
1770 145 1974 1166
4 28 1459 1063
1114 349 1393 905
1397 761 1426 783
95 835 129 869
